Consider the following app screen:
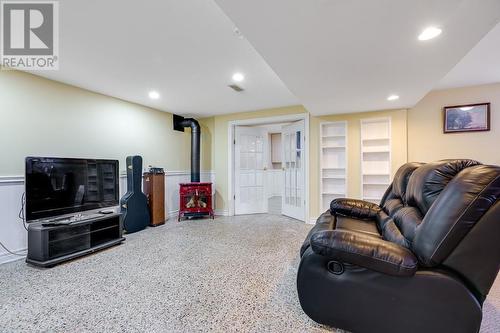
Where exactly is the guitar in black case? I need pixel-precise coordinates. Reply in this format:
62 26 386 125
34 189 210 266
120 155 150 233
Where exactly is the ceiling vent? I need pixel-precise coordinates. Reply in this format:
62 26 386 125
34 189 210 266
228 84 244 92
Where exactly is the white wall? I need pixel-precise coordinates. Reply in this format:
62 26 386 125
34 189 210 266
0 171 216 264
0 178 26 263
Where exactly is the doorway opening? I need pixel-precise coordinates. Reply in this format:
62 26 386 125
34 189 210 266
228 114 309 222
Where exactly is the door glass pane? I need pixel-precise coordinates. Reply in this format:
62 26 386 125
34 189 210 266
255 153 262 169
249 135 256 152
240 152 247 169
249 153 256 169
255 136 263 152
296 131 301 149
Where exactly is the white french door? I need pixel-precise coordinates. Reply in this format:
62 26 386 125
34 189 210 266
234 126 268 215
281 120 306 221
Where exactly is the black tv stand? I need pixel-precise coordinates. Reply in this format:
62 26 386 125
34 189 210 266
27 212 125 267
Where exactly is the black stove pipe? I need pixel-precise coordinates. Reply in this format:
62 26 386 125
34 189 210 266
173 115 200 182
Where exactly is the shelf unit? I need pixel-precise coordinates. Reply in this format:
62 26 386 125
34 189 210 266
27 213 124 267
320 121 347 212
360 117 391 204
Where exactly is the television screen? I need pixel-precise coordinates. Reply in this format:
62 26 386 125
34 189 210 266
25 157 119 221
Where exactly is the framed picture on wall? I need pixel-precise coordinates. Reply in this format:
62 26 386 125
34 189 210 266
443 103 490 133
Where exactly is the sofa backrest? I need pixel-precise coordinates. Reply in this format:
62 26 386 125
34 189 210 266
406 160 480 216
380 160 500 301
442 199 500 302
412 164 500 265
377 162 423 248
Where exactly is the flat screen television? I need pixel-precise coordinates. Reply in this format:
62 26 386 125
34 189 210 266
25 157 119 221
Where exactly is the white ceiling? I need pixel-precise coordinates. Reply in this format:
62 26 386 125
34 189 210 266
27 1 500 117
29 0 299 117
435 22 500 90
215 0 500 115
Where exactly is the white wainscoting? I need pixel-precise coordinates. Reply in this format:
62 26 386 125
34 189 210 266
0 177 27 264
0 170 215 265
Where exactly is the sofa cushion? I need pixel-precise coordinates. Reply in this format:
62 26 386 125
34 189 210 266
336 215 381 238
310 229 418 276
300 210 334 256
406 159 480 215
377 209 410 248
330 198 381 220
412 165 500 266
376 162 422 246
380 162 422 215
390 162 423 203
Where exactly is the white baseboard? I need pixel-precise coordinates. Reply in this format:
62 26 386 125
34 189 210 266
308 217 318 225
0 249 27 265
215 209 229 216
167 210 180 221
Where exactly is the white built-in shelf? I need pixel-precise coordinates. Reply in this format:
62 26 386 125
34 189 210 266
361 117 391 204
362 137 390 141
362 148 390 153
320 121 347 212
323 134 346 138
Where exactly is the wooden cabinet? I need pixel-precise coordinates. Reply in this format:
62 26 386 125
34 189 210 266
143 173 165 226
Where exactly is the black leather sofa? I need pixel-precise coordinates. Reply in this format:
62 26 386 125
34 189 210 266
297 160 500 333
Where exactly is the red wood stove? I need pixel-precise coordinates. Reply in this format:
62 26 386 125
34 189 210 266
178 182 214 221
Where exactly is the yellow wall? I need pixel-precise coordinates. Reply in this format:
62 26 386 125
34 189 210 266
199 117 215 171
408 83 500 165
201 106 407 219
0 70 194 175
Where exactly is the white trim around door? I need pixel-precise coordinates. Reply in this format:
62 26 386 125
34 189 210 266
227 113 310 222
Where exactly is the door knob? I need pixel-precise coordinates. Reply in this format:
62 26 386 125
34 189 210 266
263 167 267 171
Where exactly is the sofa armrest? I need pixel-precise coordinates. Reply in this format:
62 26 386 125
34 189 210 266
310 230 418 276
330 198 381 220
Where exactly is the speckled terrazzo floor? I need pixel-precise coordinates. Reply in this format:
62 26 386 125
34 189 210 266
0 214 499 333
0 215 335 332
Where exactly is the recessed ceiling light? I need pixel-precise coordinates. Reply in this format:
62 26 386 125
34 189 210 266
418 27 442 41
387 94 399 101
148 91 160 100
460 107 473 111
232 72 245 82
